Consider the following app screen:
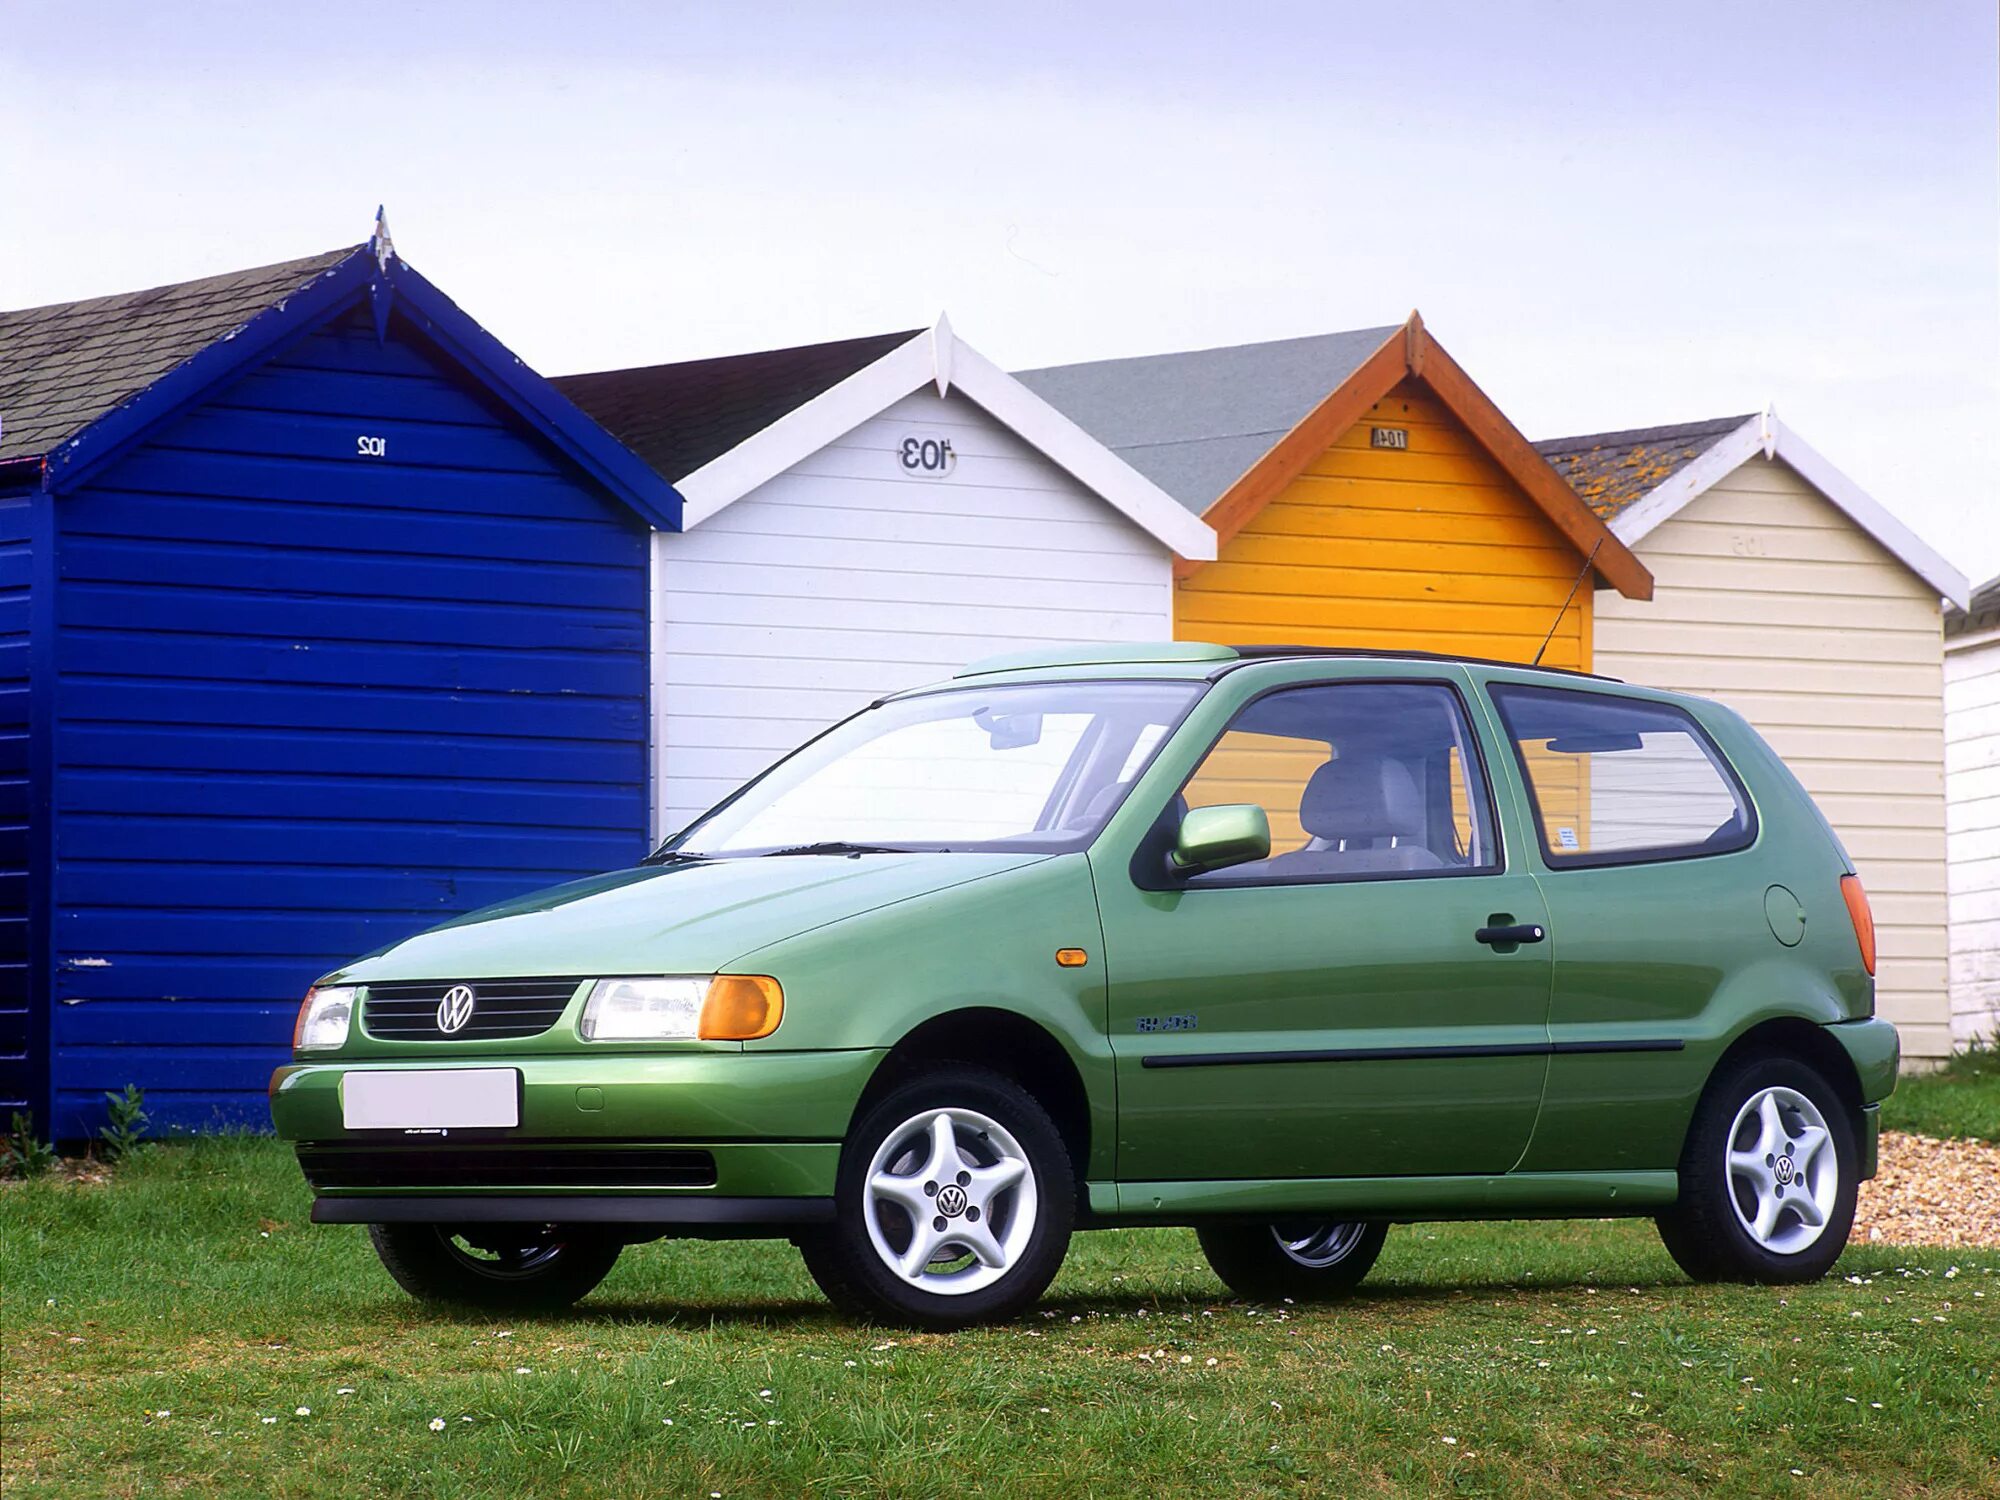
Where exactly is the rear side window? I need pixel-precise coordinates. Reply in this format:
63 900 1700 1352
1488 684 1754 867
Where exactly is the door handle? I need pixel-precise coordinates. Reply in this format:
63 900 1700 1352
1475 923 1546 947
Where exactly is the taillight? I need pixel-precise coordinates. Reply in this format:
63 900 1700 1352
1840 874 1876 977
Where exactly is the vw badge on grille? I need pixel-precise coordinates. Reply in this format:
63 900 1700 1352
436 984 478 1034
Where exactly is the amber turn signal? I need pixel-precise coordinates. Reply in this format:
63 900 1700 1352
1840 874 1876 977
699 975 784 1040
1056 948 1089 968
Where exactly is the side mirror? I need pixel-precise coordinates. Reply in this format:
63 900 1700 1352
1169 803 1271 878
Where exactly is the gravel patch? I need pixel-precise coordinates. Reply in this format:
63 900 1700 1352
1854 1131 2000 1247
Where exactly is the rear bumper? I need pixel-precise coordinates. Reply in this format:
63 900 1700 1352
270 1049 883 1205
1858 1103 1880 1182
1827 1017 1901 1105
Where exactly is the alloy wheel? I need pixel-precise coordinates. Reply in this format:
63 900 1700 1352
861 1107 1039 1296
1725 1085 1839 1255
1270 1220 1370 1268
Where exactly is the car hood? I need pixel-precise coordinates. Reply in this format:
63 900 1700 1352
328 853 1051 984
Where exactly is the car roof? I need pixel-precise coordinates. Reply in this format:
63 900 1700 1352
949 641 1620 686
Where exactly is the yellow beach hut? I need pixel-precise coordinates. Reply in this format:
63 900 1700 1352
1018 314 1652 672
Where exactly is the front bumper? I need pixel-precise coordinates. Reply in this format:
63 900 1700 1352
310 1193 836 1233
271 1048 885 1205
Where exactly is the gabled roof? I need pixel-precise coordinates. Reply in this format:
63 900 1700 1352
551 329 920 483
0 231 682 529
0 248 354 464
1015 327 1398 515
1539 410 1968 609
1018 315 1651 598
1534 415 1753 521
560 320 1216 559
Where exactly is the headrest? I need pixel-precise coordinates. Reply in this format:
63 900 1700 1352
1299 755 1425 842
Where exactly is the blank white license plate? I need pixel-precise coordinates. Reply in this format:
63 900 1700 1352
341 1069 520 1131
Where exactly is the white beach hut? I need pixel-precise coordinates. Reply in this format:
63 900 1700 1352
1943 582 2000 1047
556 322 1214 835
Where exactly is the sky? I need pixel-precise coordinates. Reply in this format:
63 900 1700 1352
4 1 1996 580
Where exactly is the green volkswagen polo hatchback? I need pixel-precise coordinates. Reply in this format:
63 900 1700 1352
272 644 1896 1327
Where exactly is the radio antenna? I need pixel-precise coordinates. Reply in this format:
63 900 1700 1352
1532 538 1603 667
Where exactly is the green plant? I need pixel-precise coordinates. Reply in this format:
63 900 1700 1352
97 1085 149 1165
1883 1042 2000 1144
2 1111 57 1178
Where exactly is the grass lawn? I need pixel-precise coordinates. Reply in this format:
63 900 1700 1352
1883 1046 2000 1145
3 1139 1996 1499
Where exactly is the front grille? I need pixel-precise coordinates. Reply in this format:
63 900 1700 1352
297 1141 717 1190
361 978 582 1041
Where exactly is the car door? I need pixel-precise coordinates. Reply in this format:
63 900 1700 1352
1477 678 1771 1176
1093 672 1554 1184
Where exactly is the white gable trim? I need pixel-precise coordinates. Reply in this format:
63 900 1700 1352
672 324 1216 560
1769 421 1968 608
1607 413 1969 609
1602 417 1763 547
943 340 1216 560
674 335 933 529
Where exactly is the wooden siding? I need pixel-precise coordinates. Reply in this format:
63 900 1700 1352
1595 457 1950 1060
653 387 1174 834
1173 381 1593 670
46 307 652 1134
0 491 34 1116
1944 632 2000 1045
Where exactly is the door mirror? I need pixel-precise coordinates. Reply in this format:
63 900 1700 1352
1169 804 1271 878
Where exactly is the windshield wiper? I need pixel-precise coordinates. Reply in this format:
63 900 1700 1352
638 848 709 867
759 841 908 858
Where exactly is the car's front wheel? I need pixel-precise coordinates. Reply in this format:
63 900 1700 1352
366 1222 622 1311
1198 1219 1388 1300
1656 1052 1858 1284
799 1067 1074 1328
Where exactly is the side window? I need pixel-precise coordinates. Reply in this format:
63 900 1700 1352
1488 684 1754 866
1179 681 1498 883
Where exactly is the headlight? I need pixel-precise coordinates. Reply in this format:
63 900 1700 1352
294 985 356 1052
580 975 783 1042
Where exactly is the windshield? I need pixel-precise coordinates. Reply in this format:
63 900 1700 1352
660 681 1202 857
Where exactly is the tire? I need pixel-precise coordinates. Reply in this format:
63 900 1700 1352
1655 1051 1858 1285
798 1067 1075 1329
366 1222 622 1312
1198 1219 1388 1301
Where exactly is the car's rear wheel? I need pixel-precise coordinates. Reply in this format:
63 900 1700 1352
366 1222 622 1311
1656 1052 1857 1284
798 1067 1074 1329
1197 1218 1388 1301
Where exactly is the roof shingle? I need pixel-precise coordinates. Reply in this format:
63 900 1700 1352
1015 327 1401 515
0 247 358 463
1534 414 1754 521
551 330 923 482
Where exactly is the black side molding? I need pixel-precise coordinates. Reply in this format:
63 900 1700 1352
310 1194 835 1227
1141 1038 1685 1070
